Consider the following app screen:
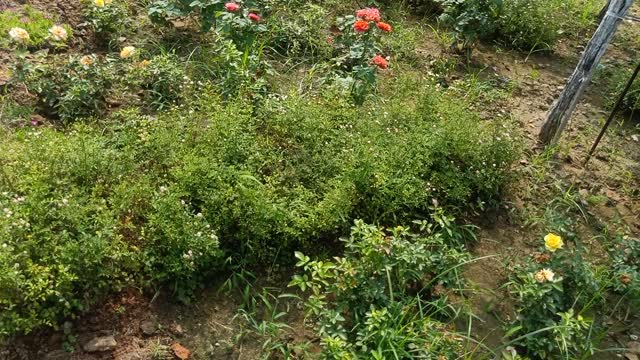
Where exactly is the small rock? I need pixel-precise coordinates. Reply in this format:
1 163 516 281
519 159 529 165
170 323 184 336
45 350 69 360
140 320 157 335
632 135 639 142
171 343 191 360
626 353 639 360
631 335 639 341
579 189 589 198
83 335 117 352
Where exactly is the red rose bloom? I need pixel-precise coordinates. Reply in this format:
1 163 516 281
372 55 388 69
376 21 392 32
248 13 261 22
353 20 370 33
224 2 240 11
356 8 381 22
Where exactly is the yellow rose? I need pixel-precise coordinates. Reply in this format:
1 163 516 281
544 233 563 252
120 46 135 59
8 27 30 44
94 0 105 7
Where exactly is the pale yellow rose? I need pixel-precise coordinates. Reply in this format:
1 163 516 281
120 46 135 59
8 27 30 44
49 25 68 42
79 55 94 67
94 0 105 7
544 233 563 252
534 268 555 283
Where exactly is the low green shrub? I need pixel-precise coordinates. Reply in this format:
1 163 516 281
506 233 605 358
83 0 130 46
289 219 470 358
267 3 331 59
497 0 562 51
609 235 640 307
128 53 189 110
433 0 602 54
436 0 501 56
20 54 113 121
0 77 516 335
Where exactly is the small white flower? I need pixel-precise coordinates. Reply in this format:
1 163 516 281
9 27 30 44
49 25 68 42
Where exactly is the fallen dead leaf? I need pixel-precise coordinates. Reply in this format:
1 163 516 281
171 342 190 360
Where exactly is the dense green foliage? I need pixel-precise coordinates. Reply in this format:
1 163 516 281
411 0 602 53
0 75 516 335
291 219 471 358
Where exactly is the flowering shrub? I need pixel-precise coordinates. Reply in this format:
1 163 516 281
1 6 72 49
216 2 267 51
290 219 470 358
148 0 264 34
506 233 604 358
83 0 129 46
332 7 393 104
21 54 114 121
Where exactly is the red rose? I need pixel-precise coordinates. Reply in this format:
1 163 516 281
376 22 392 33
224 2 239 12
353 20 370 33
372 55 388 69
248 13 261 22
356 8 381 22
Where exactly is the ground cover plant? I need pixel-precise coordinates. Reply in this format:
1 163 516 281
0 75 516 334
0 0 639 358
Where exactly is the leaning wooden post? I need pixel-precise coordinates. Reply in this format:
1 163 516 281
539 0 633 146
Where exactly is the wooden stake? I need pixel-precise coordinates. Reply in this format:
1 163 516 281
539 0 634 146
